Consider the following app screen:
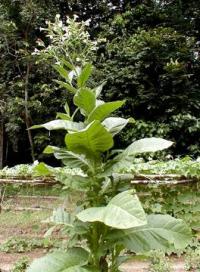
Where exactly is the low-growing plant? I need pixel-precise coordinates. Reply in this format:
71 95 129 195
185 240 200 271
28 61 192 272
148 250 172 272
12 257 30 272
0 237 55 253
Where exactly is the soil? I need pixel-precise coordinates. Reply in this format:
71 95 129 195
0 252 187 272
0 195 192 272
0 250 44 272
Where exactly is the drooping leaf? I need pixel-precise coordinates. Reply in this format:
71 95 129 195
77 190 147 229
102 117 134 136
87 100 125 123
77 64 93 87
43 146 91 170
27 248 89 272
106 137 173 173
65 121 114 158
31 120 84 132
107 214 192 252
74 88 96 115
125 138 173 155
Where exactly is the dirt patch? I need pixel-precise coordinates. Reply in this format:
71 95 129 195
0 250 44 271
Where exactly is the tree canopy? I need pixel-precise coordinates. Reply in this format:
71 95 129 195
0 0 200 166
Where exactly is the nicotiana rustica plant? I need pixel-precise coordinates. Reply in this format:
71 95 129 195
28 61 191 272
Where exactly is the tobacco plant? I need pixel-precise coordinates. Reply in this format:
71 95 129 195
28 61 191 272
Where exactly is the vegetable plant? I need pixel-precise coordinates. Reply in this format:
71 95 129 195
28 61 192 272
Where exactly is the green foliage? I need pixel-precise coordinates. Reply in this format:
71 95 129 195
0 163 81 178
1 0 200 166
148 250 172 272
27 248 89 272
94 23 200 156
185 241 200 271
28 61 191 272
126 157 200 179
12 257 30 272
0 237 55 253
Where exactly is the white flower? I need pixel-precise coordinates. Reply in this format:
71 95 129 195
85 19 91 26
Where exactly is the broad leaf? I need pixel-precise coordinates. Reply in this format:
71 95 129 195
107 214 192 252
125 138 173 155
43 146 91 170
31 120 84 132
102 117 134 136
65 121 113 158
87 100 125 123
27 248 89 272
77 64 93 87
74 88 96 115
106 137 173 173
77 190 147 229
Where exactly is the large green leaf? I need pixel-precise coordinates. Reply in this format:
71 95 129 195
102 117 134 136
107 214 192 252
125 138 173 155
74 88 96 115
31 120 84 132
43 146 91 170
27 248 89 272
105 137 173 173
87 100 125 123
65 121 114 158
77 64 93 87
77 190 147 229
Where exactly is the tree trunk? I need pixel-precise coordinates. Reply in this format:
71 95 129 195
24 62 35 162
0 119 4 169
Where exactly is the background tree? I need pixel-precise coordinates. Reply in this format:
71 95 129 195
1 0 200 166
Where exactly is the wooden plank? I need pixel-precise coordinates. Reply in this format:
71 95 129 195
0 179 56 185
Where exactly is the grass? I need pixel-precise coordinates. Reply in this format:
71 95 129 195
0 210 51 238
